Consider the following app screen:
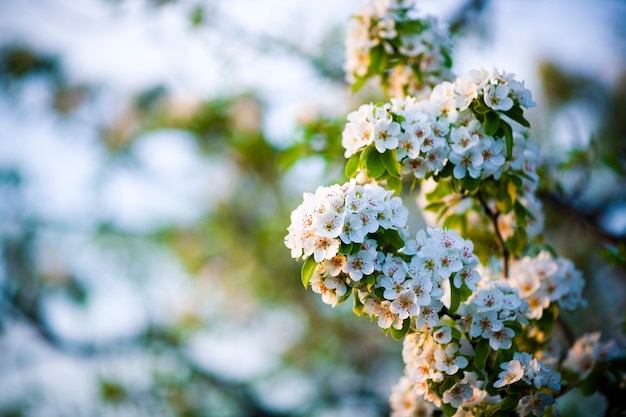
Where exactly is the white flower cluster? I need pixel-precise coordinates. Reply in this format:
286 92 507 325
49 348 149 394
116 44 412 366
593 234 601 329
389 375 435 417
460 282 529 350
508 251 586 319
483 369 560 417
494 352 561 391
562 332 626 380
284 180 408 263
344 0 452 95
342 68 535 182
395 334 560 416
400 331 476 410
358 227 481 330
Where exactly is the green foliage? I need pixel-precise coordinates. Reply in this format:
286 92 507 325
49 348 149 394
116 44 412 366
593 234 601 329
301 256 317 288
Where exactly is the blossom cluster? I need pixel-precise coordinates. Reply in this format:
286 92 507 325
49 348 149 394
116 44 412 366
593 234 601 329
344 0 452 96
562 332 626 380
342 68 535 184
508 251 586 319
358 227 481 330
459 281 529 350
392 331 562 417
284 180 408 264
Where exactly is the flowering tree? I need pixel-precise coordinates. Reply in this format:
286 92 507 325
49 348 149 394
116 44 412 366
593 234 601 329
285 1 626 416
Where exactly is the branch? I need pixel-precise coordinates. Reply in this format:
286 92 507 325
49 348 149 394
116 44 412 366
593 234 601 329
476 192 510 278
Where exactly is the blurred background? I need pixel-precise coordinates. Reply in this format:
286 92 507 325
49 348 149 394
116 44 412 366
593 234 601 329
0 0 625 416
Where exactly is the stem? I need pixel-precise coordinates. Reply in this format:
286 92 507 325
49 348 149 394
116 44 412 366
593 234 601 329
476 192 509 278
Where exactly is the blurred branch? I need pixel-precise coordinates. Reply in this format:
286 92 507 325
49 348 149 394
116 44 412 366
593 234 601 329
448 0 490 34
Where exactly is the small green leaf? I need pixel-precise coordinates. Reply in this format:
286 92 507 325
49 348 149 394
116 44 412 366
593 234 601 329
503 105 530 128
381 149 402 177
436 161 454 179
459 283 473 302
506 320 524 336
424 201 447 213
345 153 360 178
301 256 317 288
474 338 490 371
508 174 523 188
387 176 402 195
349 242 362 254
369 44 386 74
335 289 352 306
353 289 364 316
351 74 369 93
339 243 354 255
390 318 410 340
500 120 513 159
449 276 461 313
484 111 500 136
379 228 405 251
366 150 386 179
472 98 491 114
441 402 457 417
462 175 481 192
500 393 521 411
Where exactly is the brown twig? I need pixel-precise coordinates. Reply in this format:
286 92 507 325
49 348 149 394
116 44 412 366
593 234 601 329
476 192 510 278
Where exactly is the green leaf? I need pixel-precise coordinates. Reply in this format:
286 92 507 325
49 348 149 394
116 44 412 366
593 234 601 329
503 105 530 128
484 111 500 136
345 153 360 178
301 256 317 288
459 283 473 302
366 150 386 179
335 289 352 306
474 338 490 371
424 201 447 213
353 289 364 316
369 44 386 74
351 74 369 93
436 161 454 179
462 175 481 192
508 173 523 188
449 276 461 313
379 228 405 251
513 201 528 228
472 98 491 114
381 149 402 177
339 243 354 255
506 320 524 336
500 120 514 159
441 402 457 417
390 318 410 340
387 176 402 195
496 178 516 214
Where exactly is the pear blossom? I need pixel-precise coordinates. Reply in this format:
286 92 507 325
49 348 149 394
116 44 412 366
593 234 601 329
493 360 524 388
432 326 452 344
391 291 419 319
469 310 502 338
450 126 479 154
343 249 376 281
484 327 515 350
449 147 484 179
517 393 555 417
374 118 401 152
483 83 514 111
306 235 341 263
380 275 411 300
339 213 366 244
442 382 473 408
434 343 468 375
